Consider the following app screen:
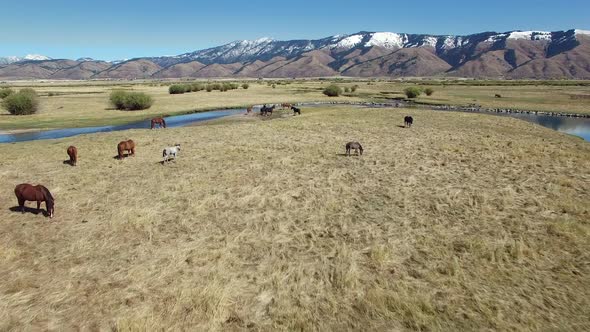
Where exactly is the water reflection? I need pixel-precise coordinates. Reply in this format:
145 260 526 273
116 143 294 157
504 113 590 142
0 109 243 143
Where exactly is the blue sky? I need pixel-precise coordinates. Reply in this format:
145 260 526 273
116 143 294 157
1 0 588 61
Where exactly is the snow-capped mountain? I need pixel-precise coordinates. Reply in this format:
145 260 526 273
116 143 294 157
0 54 52 65
144 29 590 67
2 29 590 79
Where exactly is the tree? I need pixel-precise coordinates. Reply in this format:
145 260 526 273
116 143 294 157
424 87 434 96
323 84 342 97
242 83 249 89
404 87 422 98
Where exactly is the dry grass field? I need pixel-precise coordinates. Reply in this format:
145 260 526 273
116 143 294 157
1 80 590 131
0 105 589 331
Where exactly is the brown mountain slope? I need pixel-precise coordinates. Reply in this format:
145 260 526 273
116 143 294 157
337 47 393 72
50 61 112 80
508 40 590 79
342 48 451 77
152 61 206 78
192 63 242 77
262 52 338 77
449 50 514 78
93 59 162 79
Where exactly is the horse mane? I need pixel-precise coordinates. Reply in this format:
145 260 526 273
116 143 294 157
39 186 54 203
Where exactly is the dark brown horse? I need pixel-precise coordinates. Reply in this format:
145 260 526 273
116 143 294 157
14 184 55 218
117 139 135 159
345 142 363 156
281 103 292 110
67 146 77 166
245 106 253 115
151 117 166 129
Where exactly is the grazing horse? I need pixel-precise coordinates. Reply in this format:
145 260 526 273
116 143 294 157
14 184 55 218
67 145 78 166
151 117 166 129
291 106 301 115
404 116 413 128
345 142 363 156
261 105 275 116
117 139 135 159
281 103 292 110
246 106 253 115
162 144 181 163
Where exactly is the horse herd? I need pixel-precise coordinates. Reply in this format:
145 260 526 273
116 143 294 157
245 104 301 116
11 110 415 220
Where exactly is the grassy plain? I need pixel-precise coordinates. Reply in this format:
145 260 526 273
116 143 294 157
1 79 590 131
0 104 589 330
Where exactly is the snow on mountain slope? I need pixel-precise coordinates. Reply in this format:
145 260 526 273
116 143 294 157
0 54 52 65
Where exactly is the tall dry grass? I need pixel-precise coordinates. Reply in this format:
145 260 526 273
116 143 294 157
0 106 589 330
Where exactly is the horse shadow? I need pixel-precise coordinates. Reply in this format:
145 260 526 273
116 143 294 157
336 153 362 157
113 155 133 160
63 160 75 166
9 206 46 216
397 125 406 128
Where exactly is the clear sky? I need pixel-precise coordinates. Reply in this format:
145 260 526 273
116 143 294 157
1 0 588 61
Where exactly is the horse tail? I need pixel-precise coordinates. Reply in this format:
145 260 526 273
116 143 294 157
118 143 124 159
162 118 166 128
162 149 167 158
359 144 364 155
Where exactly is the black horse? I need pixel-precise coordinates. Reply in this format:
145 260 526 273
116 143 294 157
260 105 275 116
404 116 413 128
291 106 301 115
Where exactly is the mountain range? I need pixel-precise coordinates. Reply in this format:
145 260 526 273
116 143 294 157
1 29 590 80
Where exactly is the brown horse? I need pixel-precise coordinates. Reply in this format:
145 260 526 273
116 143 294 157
14 184 55 218
151 117 166 129
281 103 292 109
246 106 253 115
117 139 135 159
67 145 77 166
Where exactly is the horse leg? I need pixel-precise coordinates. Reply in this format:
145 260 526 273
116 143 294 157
18 198 25 213
37 201 41 214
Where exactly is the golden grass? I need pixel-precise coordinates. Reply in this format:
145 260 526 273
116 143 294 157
1 80 590 131
0 106 589 330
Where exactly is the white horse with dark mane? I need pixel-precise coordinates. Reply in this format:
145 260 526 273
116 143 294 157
162 144 181 163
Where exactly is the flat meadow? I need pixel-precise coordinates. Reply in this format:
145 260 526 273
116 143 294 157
0 80 589 330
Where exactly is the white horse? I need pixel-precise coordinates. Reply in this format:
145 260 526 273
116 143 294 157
162 144 181 163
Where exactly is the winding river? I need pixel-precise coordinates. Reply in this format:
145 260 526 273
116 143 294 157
0 104 589 143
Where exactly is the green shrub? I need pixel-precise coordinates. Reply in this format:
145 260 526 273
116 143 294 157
109 90 153 110
0 87 14 99
191 83 204 92
109 90 128 109
272 84 276 89
19 88 37 96
169 84 187 94
323 84 342 97
351 85 358 92
212 83 222 91
424 87 434 96
206 85 213 92
344 87 350 93
2 90 39 115
123 92 153 110
242 83 249 89
404 87 422 98
48 92 57 97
